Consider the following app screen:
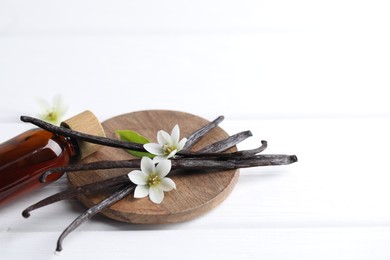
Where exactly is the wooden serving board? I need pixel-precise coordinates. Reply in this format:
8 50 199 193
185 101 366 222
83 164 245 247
67 110 239 224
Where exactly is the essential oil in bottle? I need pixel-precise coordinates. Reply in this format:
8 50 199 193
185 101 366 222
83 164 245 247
0 110 106 205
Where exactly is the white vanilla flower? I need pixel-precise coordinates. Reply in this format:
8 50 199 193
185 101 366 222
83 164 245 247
36 95 68 125
128 157 176 204
144 124 187 161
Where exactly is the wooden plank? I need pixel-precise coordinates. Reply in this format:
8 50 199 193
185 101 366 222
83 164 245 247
2 228 390 259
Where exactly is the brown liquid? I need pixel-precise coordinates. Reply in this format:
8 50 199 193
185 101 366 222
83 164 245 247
0 129 78 205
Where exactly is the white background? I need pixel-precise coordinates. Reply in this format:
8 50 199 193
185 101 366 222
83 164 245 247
1 1 390 259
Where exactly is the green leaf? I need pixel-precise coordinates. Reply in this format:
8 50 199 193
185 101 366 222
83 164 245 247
115 130 155 158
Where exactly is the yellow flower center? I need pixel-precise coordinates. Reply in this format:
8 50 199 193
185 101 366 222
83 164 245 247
147 173 161 187
163 144 176 155
44 111 59 123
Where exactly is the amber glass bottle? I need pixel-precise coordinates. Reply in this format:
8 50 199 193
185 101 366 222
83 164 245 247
0 111 105 205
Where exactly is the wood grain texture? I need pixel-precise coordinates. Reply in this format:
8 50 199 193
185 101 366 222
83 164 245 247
67 110 239 224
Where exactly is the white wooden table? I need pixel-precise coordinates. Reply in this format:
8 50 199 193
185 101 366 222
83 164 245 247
1 1 390 259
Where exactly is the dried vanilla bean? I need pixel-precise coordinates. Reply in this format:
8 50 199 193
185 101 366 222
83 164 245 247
39 160 141 183
56 184 135 252
41 153 297 179
22 175 129 218
21 115 225 155
183 115 224 150
232 140 267 156
21 115 249 158
176 154 297 169
197 130 252 153
20 116 145 152
234 154 298 168
38 141 273 182
171 155 297 169
39 144 273 181
41 142 268 182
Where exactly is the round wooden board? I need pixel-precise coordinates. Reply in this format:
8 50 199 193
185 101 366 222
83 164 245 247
67 110 239 224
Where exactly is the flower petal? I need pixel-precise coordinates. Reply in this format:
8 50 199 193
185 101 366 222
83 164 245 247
156 159 172 178
134 185 149 198
144 143 164 156
176 138 187 151
171 125 180 144
160 177 176 191
53 94 68 115
149 186 164 204
140 157 155 175
166 149 177 159
153 155 168 164
128 170 147 185
157 130 173 146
